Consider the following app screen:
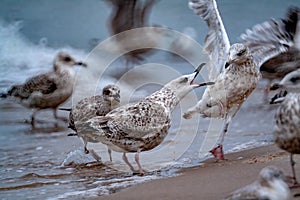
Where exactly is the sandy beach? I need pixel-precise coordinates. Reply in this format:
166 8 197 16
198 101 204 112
96 144 300 200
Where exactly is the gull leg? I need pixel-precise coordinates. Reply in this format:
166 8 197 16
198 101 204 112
210 117 230 161
53 108 67 122
83 139 89 154
108 148 112 162
122 153 136 172
31 110 38 127
135 149 144 176
290 154 300 188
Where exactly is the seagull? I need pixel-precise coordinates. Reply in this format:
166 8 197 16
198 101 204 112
0 52 87 127
106 0 159 65
241 6 300 102
66 84 120 162
184 0 294 161
224 166 291 200
270 69 300 187
75 64 214 175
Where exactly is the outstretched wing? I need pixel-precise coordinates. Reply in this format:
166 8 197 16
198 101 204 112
188 0 230 79
240 6 299 68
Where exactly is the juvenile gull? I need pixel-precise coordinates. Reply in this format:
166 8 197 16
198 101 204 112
184 0 293 160
224 166 291 200
270 69 300 187
241 6 300 102
67 84 120 161
76 65 214 175
1 52 87 127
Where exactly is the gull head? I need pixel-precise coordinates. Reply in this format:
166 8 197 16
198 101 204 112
102 84 121 105
54 52 87 70
270 69 300 93
259 166 286 183
165 63 214 100
225 43 250 68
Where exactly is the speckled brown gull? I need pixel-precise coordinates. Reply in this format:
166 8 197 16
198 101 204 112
1 52 87 127
225 166 291 200
67 84 120 162
241 6 300 102
76 65 214 175
270 69 300 187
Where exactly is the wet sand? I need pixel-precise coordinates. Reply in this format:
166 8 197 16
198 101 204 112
96 144 300 200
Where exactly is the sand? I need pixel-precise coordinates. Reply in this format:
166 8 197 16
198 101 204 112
96 144 300 200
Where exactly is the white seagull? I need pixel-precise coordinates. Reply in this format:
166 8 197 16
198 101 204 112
225 166 291 200
184 0 294 160
1 52 87 127
270 69 300 187
76 65 214 175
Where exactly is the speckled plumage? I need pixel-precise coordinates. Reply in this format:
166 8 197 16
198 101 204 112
68 85 120 160
186 0 268 160
272 69 300 186
76 67 213 174
225 166 291 200
2 52 87 126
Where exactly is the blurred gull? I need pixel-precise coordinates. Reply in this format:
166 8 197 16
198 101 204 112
241 6 300 102
106 0 159 65
184 0 293 161
76 65 213 175
270 69 300 187
0 52 87 127
225 166 291 200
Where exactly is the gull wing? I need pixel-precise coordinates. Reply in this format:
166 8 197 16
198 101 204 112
240 6 299 68
189 0 230 80
8 72 57 99
103 101 170 139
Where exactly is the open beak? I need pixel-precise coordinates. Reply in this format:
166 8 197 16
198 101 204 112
190 63 206 85
76 61 88 67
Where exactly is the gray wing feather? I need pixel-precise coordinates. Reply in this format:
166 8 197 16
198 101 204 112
189 0 230 79
241 6 299 68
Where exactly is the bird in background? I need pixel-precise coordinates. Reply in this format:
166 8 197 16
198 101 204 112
270 69 300 188
224 166 291 200
75 64 214 175
106 0 159 65
184 0 294 161
64 84 120 162
1 52 87 127
241 6 300 102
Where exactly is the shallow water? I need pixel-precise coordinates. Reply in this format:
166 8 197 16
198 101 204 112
0 0 299 199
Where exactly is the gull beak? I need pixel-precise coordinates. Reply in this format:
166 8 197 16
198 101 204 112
190 63 206 85
198 82 215 87
225 62 230 68
76 61 88 67
269 83 282 90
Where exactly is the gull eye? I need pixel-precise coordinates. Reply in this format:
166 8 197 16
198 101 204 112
237 49 246 57
290 76 300 83
103 90 111 95
64 56 72 62
180 77 189 83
